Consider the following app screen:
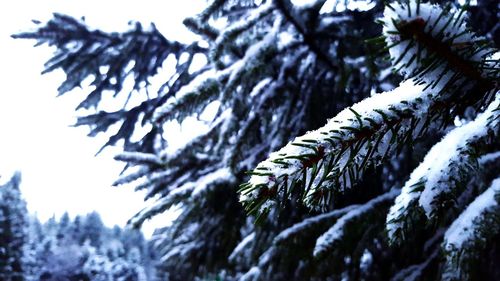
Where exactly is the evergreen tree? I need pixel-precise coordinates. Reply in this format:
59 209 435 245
24 216 44 280
0 172 28 280
81 212 105 248
15 0 499 280
31 212 154 280
70 215 84 244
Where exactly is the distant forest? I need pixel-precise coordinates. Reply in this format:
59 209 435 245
0 173 158 280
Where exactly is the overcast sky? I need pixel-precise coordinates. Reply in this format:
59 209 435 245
0 0 204 237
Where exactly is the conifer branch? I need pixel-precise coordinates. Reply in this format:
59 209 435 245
274 0 338 71
390 248 439 281
13 14 199 107
386 94 500 244
211 0 275 63
128 168 234 228
240 0 499 218
313 189 398 257
441 177 500 281
241 79 439 214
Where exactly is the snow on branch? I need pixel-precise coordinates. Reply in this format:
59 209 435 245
113 166 151 186
13 14 190 109
115 108 233 206
240 79 438 215
114 151 162 166
441 177 500 281
128 167 235 228
211 0 275 62
228 232 256 263
219 15 282 102
152 69 223 123
241 191 400 280
479 151 500 165
239 0 499 219
273 203 358 246
153 14 281 125
386 94 499 243
418 95 499 216
313 189 399 257
380 1 497 91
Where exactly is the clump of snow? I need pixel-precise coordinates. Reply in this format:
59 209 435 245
249 78 273 98
479 151 500 165
291 0 320 9
240 266 262 281
321 0 376 14
114 151 162 165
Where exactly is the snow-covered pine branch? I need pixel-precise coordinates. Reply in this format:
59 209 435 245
241 202 361 277
211 0 275 63
114 151 162 166
128 167 235 228
240 79 432 214
273 203 358 246
152 69 224 124
380 1 498 90
386 93 499 244
313 189 399 257
238 190 399 280
441 177 500 281
112 166 151 186
240 0 498 218
13 14 192 109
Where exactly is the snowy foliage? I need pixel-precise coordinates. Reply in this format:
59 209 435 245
0 172 28 280
387 94 499 243
241 0 499 279
16 0 499 280
23 212 155 280
441 178 500 281
314 190 399 257
243 0 498 216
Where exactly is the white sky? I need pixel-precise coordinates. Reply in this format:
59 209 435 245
0 0 204 237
